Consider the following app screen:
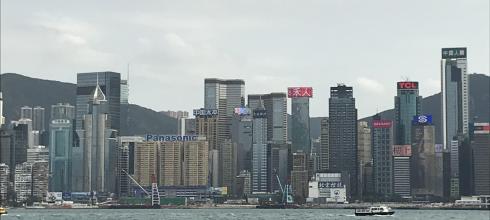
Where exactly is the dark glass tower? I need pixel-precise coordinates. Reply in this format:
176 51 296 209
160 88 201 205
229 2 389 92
76 72 121 131
291 97 311 153
394 81 421 145
328 84 358 199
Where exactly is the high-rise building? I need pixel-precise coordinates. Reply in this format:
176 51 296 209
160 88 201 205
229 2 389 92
235 170 251 198
14 162 32 202
51 103 75 120
357 121 372 199
269 142 289 193
161 110 189 119
319 118 329 171
134 141 159 186
120 79 129 135
16 119 33 149
220 139 237 193
178 117 196 136
49 103 75 192
12 122 29 169
411 115 443 199
27 145 49 162
372 116 393 198
20 106 33 120
248 93 288 143
77 84 118 193
0 129 13 173
252 108 268 193
32 161 49 200
194 108 219 187
288 87 312 153
159 142 182 186
471 123 490 195
231 109 253 174
393 145 411 198
291 151 309 203
394 82 421 145
76 72 121 131
116 136 144 196
441 47 468 199
183 140 209 186
0 163 9 204
32 106 46 132
329 84 358 198
204 78 245 188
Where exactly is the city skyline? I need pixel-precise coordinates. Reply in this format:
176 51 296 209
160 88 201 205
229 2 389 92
1 0 489 118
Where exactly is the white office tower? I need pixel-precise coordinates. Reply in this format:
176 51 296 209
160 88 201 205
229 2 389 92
441 47 468 199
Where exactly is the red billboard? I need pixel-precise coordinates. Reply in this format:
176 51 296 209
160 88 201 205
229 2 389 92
474 123 490 134
397 81 419 90
288 87 313 98
372 120 392 128
393 145 412 157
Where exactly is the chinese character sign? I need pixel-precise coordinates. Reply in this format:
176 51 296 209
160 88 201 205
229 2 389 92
442 48 467 59
393 145 412 156
193 108 218 117
318 181 343 188
373 120 393 128
288 87 313 98
253 109 267 118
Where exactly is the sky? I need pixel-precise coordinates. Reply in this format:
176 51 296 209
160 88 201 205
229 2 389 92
1 0 489 118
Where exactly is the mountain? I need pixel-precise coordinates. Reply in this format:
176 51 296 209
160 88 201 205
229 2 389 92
309 73 490 144
1 73 177 135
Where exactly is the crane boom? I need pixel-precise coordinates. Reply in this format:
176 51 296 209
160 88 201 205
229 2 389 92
122 169 150 196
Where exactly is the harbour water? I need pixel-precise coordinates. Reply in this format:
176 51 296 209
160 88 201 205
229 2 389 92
1 208 488 220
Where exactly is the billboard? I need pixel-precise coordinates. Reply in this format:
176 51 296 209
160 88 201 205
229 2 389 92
146 134 198 142
393 145 412 157
442 48 467 59
193 108 218 117
288 87 313 98
412 115 433 125
46 192 63 202
373 120 392 128
318 181 343 188
474 123 490 134
253 109 267 118
397 81 419 90
234 107 251 116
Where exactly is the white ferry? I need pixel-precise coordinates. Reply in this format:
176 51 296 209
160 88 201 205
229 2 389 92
355 205 395 216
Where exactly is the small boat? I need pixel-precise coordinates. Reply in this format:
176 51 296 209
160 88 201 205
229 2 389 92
355 205 395 216
0 207 7 215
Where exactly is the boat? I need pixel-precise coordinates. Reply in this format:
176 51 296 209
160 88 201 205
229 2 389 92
355 205 395 216
0 207 7 215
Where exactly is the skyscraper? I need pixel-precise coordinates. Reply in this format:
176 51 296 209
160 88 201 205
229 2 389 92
78 84 117 193
159 142 182 186
471 123 490 195
329 84 358 198
357 121 372 199
393 145 411 198
32 106 46 132
116 136 144 196
120 79 129 135
291 151 309 203
441 47 468 199
248 93 288 143
204 78 245 188
252 108 268 193
288 87 312 153
76 72 121 131
394 81 421 145
183 140 209 186
231 108 253 174
411 115 442 199
134 141 158 186
319 118 329 171
0 163 8 204
49 118 74 192
20 106 33 120
194 108 219 187
371 116 394 198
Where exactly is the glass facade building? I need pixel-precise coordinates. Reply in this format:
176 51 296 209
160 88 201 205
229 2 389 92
248 93 287 143
394 82 421 145
291 97 311 153
328 84 358 198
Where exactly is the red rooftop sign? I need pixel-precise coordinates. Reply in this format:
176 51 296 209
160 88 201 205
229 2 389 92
373 120 392 128
288 87 313 98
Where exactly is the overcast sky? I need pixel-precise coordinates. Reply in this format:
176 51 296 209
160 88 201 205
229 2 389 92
1 0 489 118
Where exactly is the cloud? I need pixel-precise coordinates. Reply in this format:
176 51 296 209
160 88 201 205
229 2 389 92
356 77 386 94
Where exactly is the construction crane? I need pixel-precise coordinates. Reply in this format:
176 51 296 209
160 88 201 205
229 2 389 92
274 169 293 205
122 169 161 208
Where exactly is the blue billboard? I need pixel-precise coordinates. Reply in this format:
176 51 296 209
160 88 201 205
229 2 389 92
412 115 432 125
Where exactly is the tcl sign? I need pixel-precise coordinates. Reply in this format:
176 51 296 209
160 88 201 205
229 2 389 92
397 81 418 90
